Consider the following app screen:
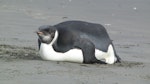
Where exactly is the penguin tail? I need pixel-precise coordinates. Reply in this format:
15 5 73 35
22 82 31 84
105 44 116 64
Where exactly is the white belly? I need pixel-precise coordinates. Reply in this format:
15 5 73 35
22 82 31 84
39 43 83 63
39 43 116 64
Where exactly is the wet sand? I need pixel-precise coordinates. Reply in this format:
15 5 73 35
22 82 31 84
0 0 150 84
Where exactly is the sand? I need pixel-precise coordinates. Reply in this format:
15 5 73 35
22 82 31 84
0 0 150 84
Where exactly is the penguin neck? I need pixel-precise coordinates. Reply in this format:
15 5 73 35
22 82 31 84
49 30 59 46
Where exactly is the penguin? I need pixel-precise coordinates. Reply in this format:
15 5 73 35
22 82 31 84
36 20 121 64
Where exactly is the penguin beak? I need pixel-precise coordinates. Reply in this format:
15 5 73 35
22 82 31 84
36 31 43 35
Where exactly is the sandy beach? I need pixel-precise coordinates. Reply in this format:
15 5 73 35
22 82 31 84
0 0 150 84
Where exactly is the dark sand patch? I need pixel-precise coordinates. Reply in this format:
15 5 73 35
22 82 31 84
0 44 41 61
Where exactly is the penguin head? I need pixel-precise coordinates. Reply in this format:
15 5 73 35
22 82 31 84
36 25 56 44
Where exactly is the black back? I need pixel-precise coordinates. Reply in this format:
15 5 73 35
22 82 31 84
54 21 112 52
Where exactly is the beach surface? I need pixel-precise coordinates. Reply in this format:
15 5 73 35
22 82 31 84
0 0 150 84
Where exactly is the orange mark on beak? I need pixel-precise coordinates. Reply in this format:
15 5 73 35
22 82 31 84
36 31 43 35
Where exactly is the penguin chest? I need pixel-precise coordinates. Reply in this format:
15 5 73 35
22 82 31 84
39 43 84 63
